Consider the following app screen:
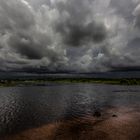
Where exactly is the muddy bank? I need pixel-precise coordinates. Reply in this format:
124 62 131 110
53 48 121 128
1 106 140 140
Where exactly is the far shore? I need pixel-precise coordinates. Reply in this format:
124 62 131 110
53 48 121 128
0 78 140 87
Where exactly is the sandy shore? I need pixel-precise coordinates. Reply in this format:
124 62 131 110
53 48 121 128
1 106 140 140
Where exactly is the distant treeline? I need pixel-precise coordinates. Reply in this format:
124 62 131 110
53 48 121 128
0 78 140 87
44 78 140 85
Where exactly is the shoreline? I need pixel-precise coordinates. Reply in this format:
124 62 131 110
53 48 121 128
0 78 140 87
1 106 140 140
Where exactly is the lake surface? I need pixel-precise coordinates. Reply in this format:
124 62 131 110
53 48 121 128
0 83 140 135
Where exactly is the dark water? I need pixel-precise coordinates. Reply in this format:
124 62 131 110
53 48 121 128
0 83 140 135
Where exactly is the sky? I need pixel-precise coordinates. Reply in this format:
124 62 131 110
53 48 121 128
0 0 140 73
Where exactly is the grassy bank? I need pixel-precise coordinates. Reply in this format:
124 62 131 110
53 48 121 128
0 78 140 87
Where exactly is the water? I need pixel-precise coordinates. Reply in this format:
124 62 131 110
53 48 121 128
0 83 140 135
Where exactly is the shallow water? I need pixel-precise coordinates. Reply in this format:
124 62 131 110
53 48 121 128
0 83 140 135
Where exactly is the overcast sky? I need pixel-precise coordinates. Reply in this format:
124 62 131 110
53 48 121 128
0 0 140 72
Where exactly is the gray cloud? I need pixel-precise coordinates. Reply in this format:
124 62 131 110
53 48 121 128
133 3 140 28
56 21 107 46
0 0 140 72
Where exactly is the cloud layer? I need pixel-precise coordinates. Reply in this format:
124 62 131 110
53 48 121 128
0 0 140 72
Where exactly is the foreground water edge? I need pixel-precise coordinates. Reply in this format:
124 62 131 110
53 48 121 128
0 83 139 139
2 106 140 140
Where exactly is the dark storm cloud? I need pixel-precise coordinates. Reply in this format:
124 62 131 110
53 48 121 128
9 37 44 59
0 0 140 72
54 0 107 46
56 21 107 46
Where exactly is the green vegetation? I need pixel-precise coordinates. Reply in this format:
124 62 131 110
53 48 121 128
0 78 140 87
46 78 140 85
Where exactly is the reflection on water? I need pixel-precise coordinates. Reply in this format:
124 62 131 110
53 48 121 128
0 83 140 135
